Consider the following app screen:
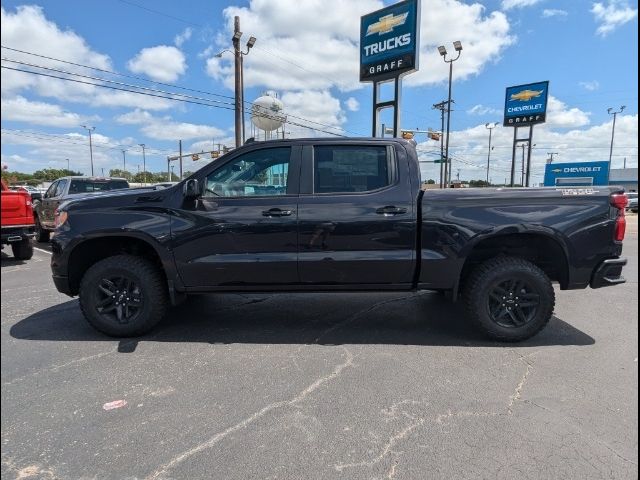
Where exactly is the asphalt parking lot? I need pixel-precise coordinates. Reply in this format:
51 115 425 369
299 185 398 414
2 217 638 480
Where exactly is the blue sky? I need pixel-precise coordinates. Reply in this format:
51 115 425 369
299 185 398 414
1 0 638 184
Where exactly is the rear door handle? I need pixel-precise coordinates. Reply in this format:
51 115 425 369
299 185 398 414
262 208 293 217
376 206 407 216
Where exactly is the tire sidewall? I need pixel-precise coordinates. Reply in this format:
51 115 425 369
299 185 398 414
469 261 554 341
80 262 158 337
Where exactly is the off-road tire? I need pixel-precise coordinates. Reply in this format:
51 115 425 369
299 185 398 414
463 256 555 342
79 254 168 337
11 238 34 260
34 214 50 243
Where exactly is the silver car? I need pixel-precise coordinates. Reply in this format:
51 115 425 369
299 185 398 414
627 192 638 212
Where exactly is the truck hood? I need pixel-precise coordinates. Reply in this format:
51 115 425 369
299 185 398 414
60 187 171 211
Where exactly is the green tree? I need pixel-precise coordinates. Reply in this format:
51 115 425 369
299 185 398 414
109 169 133 180
426 179 436 184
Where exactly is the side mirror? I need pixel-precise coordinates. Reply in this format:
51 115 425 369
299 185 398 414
183 179 200 198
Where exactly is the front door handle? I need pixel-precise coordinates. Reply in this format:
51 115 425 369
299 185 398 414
262 208 293 217
376 206 407 216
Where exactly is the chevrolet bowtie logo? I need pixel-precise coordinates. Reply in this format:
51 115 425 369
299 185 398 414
366 12 409 36
510 89 544 102
551 168 562 173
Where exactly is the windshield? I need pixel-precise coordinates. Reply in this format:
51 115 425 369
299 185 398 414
68 180 129 194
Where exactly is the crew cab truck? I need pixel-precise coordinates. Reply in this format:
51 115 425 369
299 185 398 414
33 176 129 242
1 179 35 260
50 138 628 341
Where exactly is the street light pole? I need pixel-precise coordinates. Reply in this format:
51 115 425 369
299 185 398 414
546 152 558 164
485 122 498 185
138 144 146 185
80 125 95 176
121 150 126 174
438 41 463 188
66 158 70 172
607 106 626 180
219 22 256 148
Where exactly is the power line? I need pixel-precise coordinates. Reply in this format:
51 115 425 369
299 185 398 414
1 64 348 137
1 45 237 102
0 47 360 135
116 0 204 27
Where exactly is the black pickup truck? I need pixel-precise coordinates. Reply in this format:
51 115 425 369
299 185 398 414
50 138 628 341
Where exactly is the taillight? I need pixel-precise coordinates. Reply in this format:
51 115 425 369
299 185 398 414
610 193 628 242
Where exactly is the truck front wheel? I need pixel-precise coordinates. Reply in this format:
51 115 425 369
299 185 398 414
79 254 168 337
463 256 555 342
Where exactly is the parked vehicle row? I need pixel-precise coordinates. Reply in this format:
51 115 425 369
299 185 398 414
49 138 629 342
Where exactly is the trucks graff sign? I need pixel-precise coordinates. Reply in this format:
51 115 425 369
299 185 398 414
360 0 420 82
504 81 549 126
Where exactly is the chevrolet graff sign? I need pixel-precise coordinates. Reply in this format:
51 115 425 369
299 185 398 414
360 0 420 82
543 161 610 187
504 81 549 127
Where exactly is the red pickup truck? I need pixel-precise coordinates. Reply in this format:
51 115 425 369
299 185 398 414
1 179 35 259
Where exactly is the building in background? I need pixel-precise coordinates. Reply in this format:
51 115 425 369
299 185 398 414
609 168 638 192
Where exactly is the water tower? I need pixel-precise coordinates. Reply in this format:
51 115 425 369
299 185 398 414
250 93 286 141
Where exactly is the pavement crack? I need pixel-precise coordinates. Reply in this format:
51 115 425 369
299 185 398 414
335 417 425 473
507 351 534 414
146 346 354 480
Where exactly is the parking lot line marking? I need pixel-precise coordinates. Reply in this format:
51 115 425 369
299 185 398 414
34 247 52 255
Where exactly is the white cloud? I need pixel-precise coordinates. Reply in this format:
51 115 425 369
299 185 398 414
591 1 638 37
579 80 600 91
0 130 141 175
501 0 544 10
116 109 225 141
1 96 99 127
467 104 501 116
1 6 175 111
345 97 360 112
127 46 187 82
174 27 192 47
1 5 111 94
207 0 514 92
546 96 591 128
280 90 346 136
542 9 569 18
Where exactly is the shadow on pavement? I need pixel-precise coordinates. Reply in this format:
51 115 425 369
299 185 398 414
9 292 595 350
1 251 26 267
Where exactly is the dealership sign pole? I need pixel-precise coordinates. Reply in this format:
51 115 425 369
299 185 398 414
360 0 420 138
503 81 549 186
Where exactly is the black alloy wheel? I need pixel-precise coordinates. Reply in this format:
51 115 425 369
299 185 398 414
463 256 555 342
487 278 540 328
79 254 167 337
95 276 143 324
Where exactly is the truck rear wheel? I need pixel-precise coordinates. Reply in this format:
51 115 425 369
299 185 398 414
463 256 555 342
35 215 50 243
11 238 34 260
79 254 168 337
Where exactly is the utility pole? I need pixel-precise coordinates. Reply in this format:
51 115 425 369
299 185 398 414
546 152 558 164
521 144 526 186
121 150 126 173
485 122 498 185
80 125 95 176
179 140 183 180
432 101 448 188
138 144 146 185
233 16 242 148
607 106 625 180
66 158 70 172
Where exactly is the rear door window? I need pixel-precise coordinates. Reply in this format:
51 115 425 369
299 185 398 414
68 180 129 194
313 145 391 194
